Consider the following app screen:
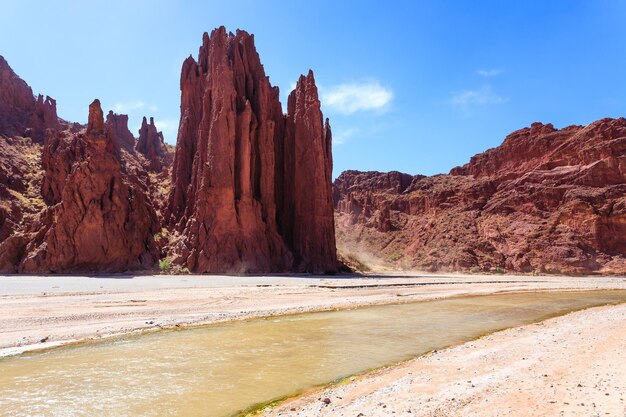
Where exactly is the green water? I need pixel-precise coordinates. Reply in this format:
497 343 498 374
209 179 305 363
1 290 625 417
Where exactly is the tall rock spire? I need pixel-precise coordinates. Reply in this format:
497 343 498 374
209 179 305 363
17 99 159 272
167 27 337 273
105 110 135 151
282 70 337 272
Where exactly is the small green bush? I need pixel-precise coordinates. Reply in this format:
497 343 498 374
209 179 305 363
159 258 172 272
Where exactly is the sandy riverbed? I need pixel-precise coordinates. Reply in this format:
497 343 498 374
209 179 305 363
1 273 626 416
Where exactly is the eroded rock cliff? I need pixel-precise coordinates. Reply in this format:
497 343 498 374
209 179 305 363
0 28 337 274
136 116 167 171
0 100 160 272
334 120 626 275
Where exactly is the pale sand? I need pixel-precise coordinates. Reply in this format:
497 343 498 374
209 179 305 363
1 273 626 416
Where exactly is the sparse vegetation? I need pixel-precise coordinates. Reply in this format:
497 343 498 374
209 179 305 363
159 258 172 272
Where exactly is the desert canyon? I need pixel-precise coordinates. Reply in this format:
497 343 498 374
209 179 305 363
2 28 626 276
2 22 626 417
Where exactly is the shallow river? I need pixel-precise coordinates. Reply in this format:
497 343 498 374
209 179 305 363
2 290 626 417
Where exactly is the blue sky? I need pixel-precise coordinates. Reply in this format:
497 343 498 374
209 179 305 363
3 0 626 178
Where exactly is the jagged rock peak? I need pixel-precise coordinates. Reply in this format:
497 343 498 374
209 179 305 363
283 69 337 272
166 27 337 274
105 110 135 151
28 94 60 143
3 98 161 273
0 55 36 137
87 99 105 136
136 115 165 171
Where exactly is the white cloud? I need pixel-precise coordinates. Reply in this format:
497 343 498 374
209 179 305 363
477 68 503 78
332 127 360 145
112 101 146 113
450 85 508 108
322 82 393 114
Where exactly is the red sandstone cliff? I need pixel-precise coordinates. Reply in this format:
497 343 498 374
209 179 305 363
106 111 136 152
0 29 337 274
0 100 160 272
334 120 626 275
282 71 337 272
166 27 337 273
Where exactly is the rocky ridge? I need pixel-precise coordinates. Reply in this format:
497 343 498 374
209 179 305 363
334 121 626 275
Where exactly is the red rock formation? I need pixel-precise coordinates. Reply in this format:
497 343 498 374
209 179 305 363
334 118 626 275
0 56 60 142
282 71 337 272
28 94 61 143
106 111 136 151
0 56 35 137
0 100 159 273
0 136 45 243
136 116 166 171
167 27 337 273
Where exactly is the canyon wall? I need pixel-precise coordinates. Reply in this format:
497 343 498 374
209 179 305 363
334 120 626 275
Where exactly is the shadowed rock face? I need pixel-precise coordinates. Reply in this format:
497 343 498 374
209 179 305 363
167 27 337 273
334 119 626 275
0 57 59 142
282 71 337 272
